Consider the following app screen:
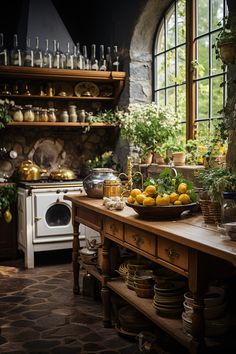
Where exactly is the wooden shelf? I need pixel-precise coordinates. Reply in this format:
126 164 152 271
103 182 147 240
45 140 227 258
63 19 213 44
0 94 115 101
107 278 191 350
0 66 126 82
6 122 118 128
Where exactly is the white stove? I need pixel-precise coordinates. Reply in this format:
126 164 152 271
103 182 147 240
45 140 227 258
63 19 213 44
17 179 99 268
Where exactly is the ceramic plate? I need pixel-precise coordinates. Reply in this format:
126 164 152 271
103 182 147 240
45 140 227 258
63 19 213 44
74 82 100 97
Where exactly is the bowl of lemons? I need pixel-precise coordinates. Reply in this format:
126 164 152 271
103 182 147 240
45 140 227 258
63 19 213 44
126 172 198 219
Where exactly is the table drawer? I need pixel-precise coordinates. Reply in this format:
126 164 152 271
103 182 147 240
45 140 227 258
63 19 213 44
124 225 156 256
104 217 123 240
158 238 188 271
77 207 102 230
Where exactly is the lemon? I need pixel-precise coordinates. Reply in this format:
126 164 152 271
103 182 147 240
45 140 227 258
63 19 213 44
178 193 191 204
144 185 157 195
136 193 146 205
156 194 170 206
177 182 187 194
174 200 182 205
169 192 179 203
143 196 156 206
127 195 135 204
4 209 12 223
130 188 142 198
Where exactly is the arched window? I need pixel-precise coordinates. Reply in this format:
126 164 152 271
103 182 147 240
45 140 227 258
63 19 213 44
153 0 227 140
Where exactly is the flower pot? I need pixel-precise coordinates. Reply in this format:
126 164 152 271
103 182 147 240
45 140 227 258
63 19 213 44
153 153 165 165
141 152 153 164
172 152 186 166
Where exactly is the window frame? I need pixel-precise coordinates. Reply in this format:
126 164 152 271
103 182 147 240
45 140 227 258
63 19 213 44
153 0 227 140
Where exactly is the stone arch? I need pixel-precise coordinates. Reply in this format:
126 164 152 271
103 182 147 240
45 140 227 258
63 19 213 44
128 0 173 104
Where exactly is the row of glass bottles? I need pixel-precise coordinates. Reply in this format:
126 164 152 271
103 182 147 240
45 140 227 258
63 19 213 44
0 33 120 71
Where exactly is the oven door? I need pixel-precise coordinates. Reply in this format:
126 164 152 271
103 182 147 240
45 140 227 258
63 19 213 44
33 191 77 238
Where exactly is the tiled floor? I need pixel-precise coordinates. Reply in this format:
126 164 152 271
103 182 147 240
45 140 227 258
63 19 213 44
0 251 142 354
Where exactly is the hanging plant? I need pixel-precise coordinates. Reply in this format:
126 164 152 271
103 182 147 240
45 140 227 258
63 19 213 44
213 16 236 65
0 184 17 223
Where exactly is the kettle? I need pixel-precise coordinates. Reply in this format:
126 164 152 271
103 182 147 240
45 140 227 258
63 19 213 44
18 160 43 181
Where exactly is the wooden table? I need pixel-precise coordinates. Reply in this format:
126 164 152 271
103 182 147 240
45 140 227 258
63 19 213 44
65 195 236 354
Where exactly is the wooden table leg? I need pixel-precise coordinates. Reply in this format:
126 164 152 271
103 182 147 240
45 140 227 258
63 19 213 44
72 205 80 294
101 237 112 328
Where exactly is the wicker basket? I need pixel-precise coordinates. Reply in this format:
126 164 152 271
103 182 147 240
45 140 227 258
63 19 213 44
199 199 221 224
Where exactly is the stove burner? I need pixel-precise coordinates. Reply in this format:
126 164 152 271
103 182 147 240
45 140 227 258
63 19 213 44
18 178 84 189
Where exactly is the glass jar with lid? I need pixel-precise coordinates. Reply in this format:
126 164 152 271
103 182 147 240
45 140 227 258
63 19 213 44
48 108 57 122
39 109 48 122
23 105 35 122
34 107 40 122
221 192 236 224
13 106 23 122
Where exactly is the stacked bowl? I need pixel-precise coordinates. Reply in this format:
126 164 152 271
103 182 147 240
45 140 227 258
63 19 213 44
133 270 155 298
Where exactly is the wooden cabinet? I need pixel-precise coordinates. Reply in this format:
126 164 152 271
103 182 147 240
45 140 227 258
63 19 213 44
0 66 126 127
65 196 236 354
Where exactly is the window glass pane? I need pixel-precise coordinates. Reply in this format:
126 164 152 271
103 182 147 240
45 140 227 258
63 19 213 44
157 90 166 106
177 45 186 84
211 32 224 75
177 84 186 122
211 0 224 31
166 49 176 86
177 0 186 45
166 4 175 49
197 0 209 36
157 54 165 89
197 80 209 119
196 36 209 78
212 76 224 117
166 87 175 108
156 20 165 54
196 121 210 138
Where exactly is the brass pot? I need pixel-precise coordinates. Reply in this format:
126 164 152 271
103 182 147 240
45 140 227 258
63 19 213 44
18 160 43 181
50 167 76 181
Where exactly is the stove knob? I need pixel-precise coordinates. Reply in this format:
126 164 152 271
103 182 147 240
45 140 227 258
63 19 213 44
63 189 68 193
56 189 61 194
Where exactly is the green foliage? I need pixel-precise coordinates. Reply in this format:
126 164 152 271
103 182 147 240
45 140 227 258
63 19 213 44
86 151 121 171
0 99 14 129
0 184 17 218
197 167 236 203
119 103 181 157
213 16 236 62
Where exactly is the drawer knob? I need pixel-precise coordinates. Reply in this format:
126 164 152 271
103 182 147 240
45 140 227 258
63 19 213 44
110 223 117 234
165 247 179 259
132 234 144 247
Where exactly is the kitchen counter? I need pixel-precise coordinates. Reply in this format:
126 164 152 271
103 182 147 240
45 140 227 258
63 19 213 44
65 195 236 354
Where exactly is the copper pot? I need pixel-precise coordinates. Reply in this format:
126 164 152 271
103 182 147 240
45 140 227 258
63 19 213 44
50 167 76 181
18 160 43 181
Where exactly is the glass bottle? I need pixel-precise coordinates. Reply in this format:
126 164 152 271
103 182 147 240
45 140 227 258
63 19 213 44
65 42 73 69
83 45 90 70
72 45 77 70
68 105 77 122
112 45 120 71
42 39 52 68
76 42 84 70
33 107 40 122
91 44 98 71
10 34 22 66
34 37 42 68
0 33 8 66
99 44 107 71
52 39 60 69
48 108 56 122
59 42 66 69
106 46 112 71
24 38 34 67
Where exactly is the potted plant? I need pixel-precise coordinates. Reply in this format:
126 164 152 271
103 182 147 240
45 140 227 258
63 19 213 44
119 103 181 163
0 184 17 223
213 16 236 65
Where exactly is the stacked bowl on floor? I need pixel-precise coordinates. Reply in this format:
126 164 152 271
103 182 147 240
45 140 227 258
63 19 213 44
182 286 230 337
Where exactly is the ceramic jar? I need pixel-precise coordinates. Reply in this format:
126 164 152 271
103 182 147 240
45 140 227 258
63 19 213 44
83 168 120 198
68 105 77 122
60 110 69 122
48 108 57 122
78 109 86 122
13 106 23 122
23 105 35 122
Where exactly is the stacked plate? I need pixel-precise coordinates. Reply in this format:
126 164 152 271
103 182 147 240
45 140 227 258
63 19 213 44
133 270 155 298
126 262 150 290
153 280 186 318
182 286 229 337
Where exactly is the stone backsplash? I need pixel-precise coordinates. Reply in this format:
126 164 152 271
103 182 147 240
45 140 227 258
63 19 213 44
0 127 118 180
